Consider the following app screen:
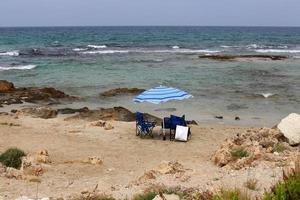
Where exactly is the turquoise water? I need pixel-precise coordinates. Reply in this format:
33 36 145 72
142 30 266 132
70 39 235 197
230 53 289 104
0 27 300 126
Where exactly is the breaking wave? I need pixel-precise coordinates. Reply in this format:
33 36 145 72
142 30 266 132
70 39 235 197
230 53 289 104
0 64 37 71
172 46 180 49
87 45 107 49
0 51 19 56
81 50 129 54
255 49 300 53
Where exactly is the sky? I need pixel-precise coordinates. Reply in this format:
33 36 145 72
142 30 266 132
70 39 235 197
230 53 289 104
0 0 299 27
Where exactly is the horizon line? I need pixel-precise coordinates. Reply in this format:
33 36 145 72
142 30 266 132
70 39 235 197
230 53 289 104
0 25 300 28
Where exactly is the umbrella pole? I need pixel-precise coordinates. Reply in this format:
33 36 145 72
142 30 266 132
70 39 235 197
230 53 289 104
163 118 166 140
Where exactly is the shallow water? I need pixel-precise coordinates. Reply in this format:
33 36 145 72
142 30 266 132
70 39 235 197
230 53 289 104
0 27 300 127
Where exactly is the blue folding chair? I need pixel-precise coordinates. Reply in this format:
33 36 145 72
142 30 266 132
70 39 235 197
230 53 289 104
136 112 156 138
165 115 190 140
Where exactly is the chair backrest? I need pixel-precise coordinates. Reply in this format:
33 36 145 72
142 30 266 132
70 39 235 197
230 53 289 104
170 115 186 129
136 112 144 125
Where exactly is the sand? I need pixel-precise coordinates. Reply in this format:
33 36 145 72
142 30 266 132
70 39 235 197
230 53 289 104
0 113 284 200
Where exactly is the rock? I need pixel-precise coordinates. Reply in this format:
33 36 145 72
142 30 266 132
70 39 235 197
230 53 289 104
186 120 198 125
19 107 57 119
235 116 241 121
0 80 15 92
57 107 89 114
0 81 77 107
277 113 300 145
153 194 180 200
199 54 288 61
35 149 51 163
5 167 23 179
0 163 6 174
90 120 106 127
66 106 161 123
215 116 223 119
100 88 145 97
155 161 184 174
104 123 114 130
83 157 103 165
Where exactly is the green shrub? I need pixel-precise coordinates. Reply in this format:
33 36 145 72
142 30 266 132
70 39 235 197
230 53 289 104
211 188 251 200
262 173 300 200
133 191 157 200
0 148 26 169
273 144 285 153
231 148 249 159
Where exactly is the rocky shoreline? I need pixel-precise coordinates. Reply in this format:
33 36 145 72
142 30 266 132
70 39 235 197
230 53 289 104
0 80 77 107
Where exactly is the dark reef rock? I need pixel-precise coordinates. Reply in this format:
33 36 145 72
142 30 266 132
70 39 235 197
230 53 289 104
64 106 162 123
199 54 288 61
215 116 223 119
19 107 58 119
100 88 145 97
0 80 15 92
57 107 89 114
0 80 77 107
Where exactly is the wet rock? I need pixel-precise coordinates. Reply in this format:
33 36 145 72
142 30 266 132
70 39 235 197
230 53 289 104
215 116 223 119
199 54 288 61
66 106 161 123
235 116 241 121
57 107 89 114
0 80 15 92
277 113 300 145
0 81 76 107
19 107 58 119
100 87 145 97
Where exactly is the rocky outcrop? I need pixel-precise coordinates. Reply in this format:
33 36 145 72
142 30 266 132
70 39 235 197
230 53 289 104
277 113 300 145
100 88 145 97
90 120 114 130
65 106 162 123
18 107 58 119
199 54 288 61
57 107 89 114
0 80 77 107
212 127 299 170
0 80 15 92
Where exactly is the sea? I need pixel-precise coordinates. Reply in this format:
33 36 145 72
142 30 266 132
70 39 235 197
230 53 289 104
0 26 300 127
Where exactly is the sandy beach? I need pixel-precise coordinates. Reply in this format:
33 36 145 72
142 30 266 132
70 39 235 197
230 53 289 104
1 110 298 200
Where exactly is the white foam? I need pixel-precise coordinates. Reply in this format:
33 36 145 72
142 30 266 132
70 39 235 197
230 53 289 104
87 45 107 49
73 48 88 52
255 49 300 53
221 45 240 48
81 50 129 54
172 45 180 49
0 65 37 71
260 93 275 98
140 49 221 54
0 51 19 56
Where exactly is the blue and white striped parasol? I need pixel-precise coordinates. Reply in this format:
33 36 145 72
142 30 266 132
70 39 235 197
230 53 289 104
133 85 193 104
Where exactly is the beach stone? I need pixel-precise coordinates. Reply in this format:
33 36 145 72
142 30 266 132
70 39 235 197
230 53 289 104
104 123 114 130
0 80 15 92
5 167 23 179
277 113 300 145
100 87 145 97
155 161 184 174
83 157 103 165
19 107 57 119
153 194 180 200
